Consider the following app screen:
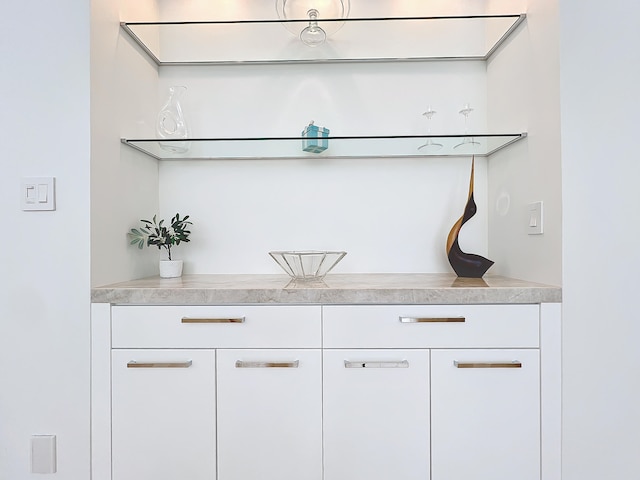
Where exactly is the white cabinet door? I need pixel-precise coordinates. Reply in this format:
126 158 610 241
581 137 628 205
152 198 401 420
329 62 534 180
217 349 322 480
323 349 431 480
431 349 540 480
111 349 216 480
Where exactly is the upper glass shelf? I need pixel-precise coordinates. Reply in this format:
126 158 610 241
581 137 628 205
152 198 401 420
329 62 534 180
120 14 525 66
121 133 527 160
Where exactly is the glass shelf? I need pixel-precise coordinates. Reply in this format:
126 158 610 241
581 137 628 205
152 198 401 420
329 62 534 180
121 14 525 66
121 133 527 160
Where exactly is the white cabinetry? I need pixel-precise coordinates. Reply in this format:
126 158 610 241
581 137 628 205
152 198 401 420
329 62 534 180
217 349 322 480
92 302 560 480
111 349 216 480
107 305 321 480
431 349 540 480
323 304 541 480
323 349 430 480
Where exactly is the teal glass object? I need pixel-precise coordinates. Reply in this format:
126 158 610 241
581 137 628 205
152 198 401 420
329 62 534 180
302 121 330 153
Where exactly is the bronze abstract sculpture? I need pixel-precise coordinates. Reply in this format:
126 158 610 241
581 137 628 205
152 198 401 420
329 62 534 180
446 157 494 278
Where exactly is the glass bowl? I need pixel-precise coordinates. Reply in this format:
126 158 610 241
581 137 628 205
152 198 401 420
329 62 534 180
269 250 347 280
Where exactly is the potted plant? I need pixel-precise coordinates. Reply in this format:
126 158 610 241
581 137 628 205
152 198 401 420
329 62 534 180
128 213 192 278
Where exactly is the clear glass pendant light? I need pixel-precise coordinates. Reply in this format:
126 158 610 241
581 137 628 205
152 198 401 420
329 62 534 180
276 0 350 47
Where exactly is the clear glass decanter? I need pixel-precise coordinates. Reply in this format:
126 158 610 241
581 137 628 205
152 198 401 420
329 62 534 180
156 86 190 153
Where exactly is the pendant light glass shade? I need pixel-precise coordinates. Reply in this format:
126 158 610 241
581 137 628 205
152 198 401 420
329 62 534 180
276 0 350 46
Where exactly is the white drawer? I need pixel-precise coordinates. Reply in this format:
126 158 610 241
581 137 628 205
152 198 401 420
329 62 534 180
112 305 322 348
323 305 539 348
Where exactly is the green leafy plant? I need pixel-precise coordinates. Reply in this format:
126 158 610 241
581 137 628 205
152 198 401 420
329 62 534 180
128 213 192 261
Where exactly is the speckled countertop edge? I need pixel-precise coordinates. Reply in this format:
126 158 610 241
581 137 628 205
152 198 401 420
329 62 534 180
91 273 562 305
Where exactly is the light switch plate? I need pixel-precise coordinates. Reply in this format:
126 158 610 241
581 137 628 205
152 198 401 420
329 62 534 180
527 201 543 235
22 177 55 211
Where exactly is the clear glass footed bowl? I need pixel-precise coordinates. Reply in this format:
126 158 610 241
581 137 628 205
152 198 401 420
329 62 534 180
269 250 347 280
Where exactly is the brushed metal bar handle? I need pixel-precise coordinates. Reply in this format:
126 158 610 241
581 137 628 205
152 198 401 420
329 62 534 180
399 316 465 323
454 361 522 369
344 360 410 369
235 360 299 368
127 360 193 369
181 317 245 324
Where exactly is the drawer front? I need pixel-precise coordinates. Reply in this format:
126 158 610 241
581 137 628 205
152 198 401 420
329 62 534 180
112 305 321 348
323 305 539 348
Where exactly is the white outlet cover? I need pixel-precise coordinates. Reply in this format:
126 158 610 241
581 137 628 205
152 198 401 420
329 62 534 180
31 435 57 474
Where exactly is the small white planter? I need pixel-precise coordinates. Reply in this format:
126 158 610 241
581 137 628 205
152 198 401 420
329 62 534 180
159 260 183 278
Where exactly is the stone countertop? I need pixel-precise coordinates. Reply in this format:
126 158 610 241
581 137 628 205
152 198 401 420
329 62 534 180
91 273 561 305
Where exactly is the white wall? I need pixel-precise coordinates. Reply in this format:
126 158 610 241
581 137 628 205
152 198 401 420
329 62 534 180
92 1 553 281
91 0 161 286
140 0 540 278
559 0 640 478
486 0 562 286
3 1 602 478
0 1 91 478
156 61 491 274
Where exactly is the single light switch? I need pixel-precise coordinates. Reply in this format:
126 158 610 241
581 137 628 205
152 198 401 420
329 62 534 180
22 177 55 211
527 201 543 235
31 435 57 474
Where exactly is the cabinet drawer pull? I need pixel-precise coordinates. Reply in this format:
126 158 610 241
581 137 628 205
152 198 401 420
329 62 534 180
235 360 299 368
181 317 245 324
453 360 522 369
127 360 193 368
399 316 465 323
344 360 409 369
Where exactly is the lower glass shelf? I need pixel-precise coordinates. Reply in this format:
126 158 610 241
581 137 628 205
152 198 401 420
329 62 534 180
121 133 527 160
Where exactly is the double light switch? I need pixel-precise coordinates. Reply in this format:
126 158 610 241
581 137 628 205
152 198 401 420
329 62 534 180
22 177 55 211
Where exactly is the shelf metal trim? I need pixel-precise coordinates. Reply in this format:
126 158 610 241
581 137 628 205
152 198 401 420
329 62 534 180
485 132 528 156
149 56 490 67
120 14 526 66
122 14 525 27
121 133 527 161
120 138 162 160
124 133 526 142
120 22 162 66
483 14 526 60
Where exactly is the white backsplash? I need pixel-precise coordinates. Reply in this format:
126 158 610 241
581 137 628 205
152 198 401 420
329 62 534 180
159 156 489 274
152 61 490 274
